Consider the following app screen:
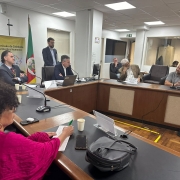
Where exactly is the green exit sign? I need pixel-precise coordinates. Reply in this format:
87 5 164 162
126 34 132 37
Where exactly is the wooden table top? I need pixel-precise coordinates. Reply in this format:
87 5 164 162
44 79 180 95
15 81 180 180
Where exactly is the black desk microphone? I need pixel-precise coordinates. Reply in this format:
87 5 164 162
13 79 51 113
71 68 81 83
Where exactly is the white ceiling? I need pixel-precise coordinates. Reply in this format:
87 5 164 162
1 0 180 31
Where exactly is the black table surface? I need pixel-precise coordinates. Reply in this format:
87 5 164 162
16 94 74 121
44 116 180 180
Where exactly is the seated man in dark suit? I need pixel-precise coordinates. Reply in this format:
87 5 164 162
42 37 58 66
54 55 73 80
110 58 122 79
0 50 28 86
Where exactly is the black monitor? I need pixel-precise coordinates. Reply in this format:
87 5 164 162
92 64 101 79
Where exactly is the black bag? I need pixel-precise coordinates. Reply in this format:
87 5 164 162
85 136 137 172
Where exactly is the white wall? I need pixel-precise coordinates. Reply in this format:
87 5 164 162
0 4 75 82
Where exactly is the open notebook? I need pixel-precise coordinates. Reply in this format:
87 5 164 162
53 126 70 152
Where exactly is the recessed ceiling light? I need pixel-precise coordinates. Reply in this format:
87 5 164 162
52 11 75 17
115 29 130 32
144 21 165 25
105 1 136 11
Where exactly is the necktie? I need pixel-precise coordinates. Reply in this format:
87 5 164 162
10 68 16 77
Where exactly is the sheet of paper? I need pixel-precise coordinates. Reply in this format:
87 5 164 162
44 80 57 89
53 126 70 152
93 111 116 135
56 80 64 83
25 84 37 88
124 78 138 85
27 87 44 98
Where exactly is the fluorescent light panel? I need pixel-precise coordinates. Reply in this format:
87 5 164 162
105 1 136 10
115 29 130 32
144 21 164 25
53 11 75 17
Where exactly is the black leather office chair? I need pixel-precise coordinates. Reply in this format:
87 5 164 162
142 65 169 85
42 66 55 81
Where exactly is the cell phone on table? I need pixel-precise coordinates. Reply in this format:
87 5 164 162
75 135 87 150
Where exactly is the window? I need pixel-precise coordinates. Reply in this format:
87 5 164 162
105 39 127 63
144 37 180 67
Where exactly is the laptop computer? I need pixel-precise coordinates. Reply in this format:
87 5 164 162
57 75 77 86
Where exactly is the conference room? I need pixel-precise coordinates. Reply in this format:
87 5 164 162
0 0 180 180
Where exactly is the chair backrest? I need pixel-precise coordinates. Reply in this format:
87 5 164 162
109 63 119 79
150 65 169 81
42 66 55 81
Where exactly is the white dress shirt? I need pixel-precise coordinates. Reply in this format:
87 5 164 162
125 68 134 81
63 65 66 76
49 47 56 66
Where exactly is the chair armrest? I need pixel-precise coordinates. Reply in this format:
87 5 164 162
142 74 151 82
159 76 167 85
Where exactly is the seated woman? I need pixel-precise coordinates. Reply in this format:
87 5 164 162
0 81 73 180
118 59 141 82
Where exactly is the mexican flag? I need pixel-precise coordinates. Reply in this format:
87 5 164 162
26 16 36 83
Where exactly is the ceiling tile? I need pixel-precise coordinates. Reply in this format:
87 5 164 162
163 20 180 25
119 8 145 15
141 5 170 13
126 0 165 8
158 15 180 21
149 11 175 17
167 2 180 10
162 0 180 4
93 0 123 5
32 5 61 14
94 5 116 12
28 0 61 5
49 1 82 12
8 0 42 9
0 0 17 2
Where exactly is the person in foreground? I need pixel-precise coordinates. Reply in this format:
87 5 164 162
54 55 73 80
0 81 74 180
0 50 28 86
110 58 122 79
118 59 141 82
165 64 180 87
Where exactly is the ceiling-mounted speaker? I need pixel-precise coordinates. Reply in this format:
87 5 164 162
0 3 7 14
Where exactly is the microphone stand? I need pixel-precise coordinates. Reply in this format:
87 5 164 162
71 68 81 83
13 79 51 112
33 74 45 88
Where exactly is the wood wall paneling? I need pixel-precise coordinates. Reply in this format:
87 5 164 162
97 84 110 112
132 89 168 124
72 84 98 112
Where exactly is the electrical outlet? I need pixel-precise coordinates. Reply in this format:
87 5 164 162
70 89 72 92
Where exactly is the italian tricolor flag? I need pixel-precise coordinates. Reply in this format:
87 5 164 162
26 16 36 84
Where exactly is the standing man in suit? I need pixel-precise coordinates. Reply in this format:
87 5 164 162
54 55 73 80
0 50 28 86
42 37 57 66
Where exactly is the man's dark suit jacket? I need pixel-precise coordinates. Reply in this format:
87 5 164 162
0 64 28 86
110 63 122 74
42 46 57 66
54 62 73 80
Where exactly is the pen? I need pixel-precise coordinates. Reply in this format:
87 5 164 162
68 119 73 126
